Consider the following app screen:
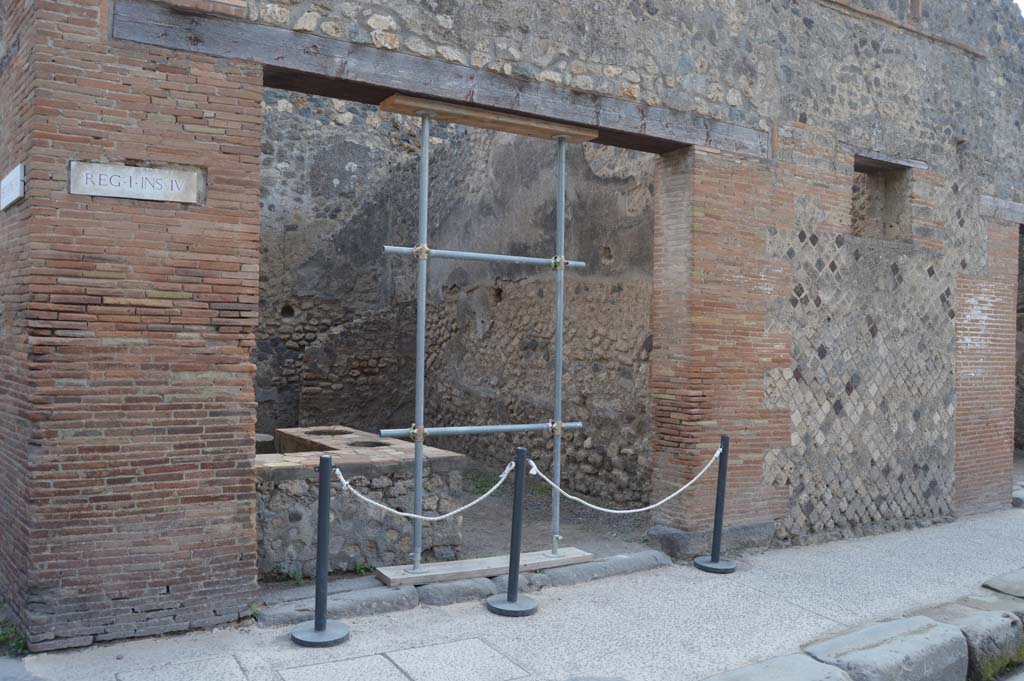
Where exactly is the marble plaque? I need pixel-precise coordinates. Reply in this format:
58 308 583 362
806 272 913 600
69 161 202 204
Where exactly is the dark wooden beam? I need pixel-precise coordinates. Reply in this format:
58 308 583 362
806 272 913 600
111 0 770 157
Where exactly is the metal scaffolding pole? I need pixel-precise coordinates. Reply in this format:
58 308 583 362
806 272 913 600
383 245 586 269
550 136 567 557
381 421 584 439
381 121 585 571
410 113 430 573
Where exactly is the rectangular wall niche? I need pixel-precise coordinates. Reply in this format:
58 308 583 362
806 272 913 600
851 156 913 242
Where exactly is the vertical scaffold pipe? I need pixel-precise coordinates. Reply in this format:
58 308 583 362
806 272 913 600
550 136 567 557
410 113 430 573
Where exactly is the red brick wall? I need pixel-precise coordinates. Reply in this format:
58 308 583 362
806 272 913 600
954 217 1018 512
1 0 263 651
650 147 792 532
0 0 38 634
650 126 1017 539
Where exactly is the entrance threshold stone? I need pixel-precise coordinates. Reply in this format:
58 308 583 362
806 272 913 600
375 547 593 586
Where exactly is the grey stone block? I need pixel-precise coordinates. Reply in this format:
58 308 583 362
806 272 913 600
646 522 773 560
259 575 381 606
956 611 1023 681
492 571 551 594
417 578 497 605
916 603 1024 681
28 635 95 653
543 550 671 587
958 590 1024 621
804 616 968 681
985 569 1024 599
256 585 418 626
702 654 853 681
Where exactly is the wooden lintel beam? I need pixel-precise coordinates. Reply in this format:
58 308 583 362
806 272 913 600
380 94 598 143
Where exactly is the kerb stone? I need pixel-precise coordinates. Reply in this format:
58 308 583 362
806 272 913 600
702 654 853 681
256 585 418 626
543 550 671 587
985 570 1024 599
417 578 497 606
804 616 968 681
917 603 1024 681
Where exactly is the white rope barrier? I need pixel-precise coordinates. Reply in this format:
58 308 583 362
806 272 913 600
334 461 515 522
527 447 722 515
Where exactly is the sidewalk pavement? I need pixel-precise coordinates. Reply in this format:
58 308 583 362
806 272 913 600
11 507 1024 681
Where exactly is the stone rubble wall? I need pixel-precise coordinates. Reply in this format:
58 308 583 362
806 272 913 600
249 0 1024 536
258 90 656 504
243 0 1024 198
257 466 463 579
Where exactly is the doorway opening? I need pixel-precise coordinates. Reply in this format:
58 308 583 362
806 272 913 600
252 87 660 580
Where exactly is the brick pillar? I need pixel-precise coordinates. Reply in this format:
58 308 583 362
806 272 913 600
953 215 1018 513
0 0 38 638
649 147 790 552
0 0 263 651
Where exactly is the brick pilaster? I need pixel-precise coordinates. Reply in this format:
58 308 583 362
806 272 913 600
1 0 263 651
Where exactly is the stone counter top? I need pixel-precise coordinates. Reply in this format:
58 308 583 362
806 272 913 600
257 426 466 480
256 425 467 577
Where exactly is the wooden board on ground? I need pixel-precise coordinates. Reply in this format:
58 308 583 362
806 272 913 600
375 547 594 586
379 94 598 143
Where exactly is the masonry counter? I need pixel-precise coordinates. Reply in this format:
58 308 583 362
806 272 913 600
256 427 467 580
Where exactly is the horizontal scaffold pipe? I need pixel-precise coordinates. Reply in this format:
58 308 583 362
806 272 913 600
380 421 585 439
383 245 587 269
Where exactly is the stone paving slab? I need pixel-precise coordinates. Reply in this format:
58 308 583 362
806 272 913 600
386 638 527 681
0 658 41 681
277 654 408 681
231 652 283 681
701 654 853 680
724 515 1024 627
114 656 247 681
804 616 968 681
987 570 1024 599
18 509 1024 681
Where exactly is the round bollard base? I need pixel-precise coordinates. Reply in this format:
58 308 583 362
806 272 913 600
486 593 538 617
693 556 736 574
291 620 350 647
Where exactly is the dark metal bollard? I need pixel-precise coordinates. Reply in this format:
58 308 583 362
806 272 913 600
486 447 537 617
694 435 737 574
291 455 351 647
